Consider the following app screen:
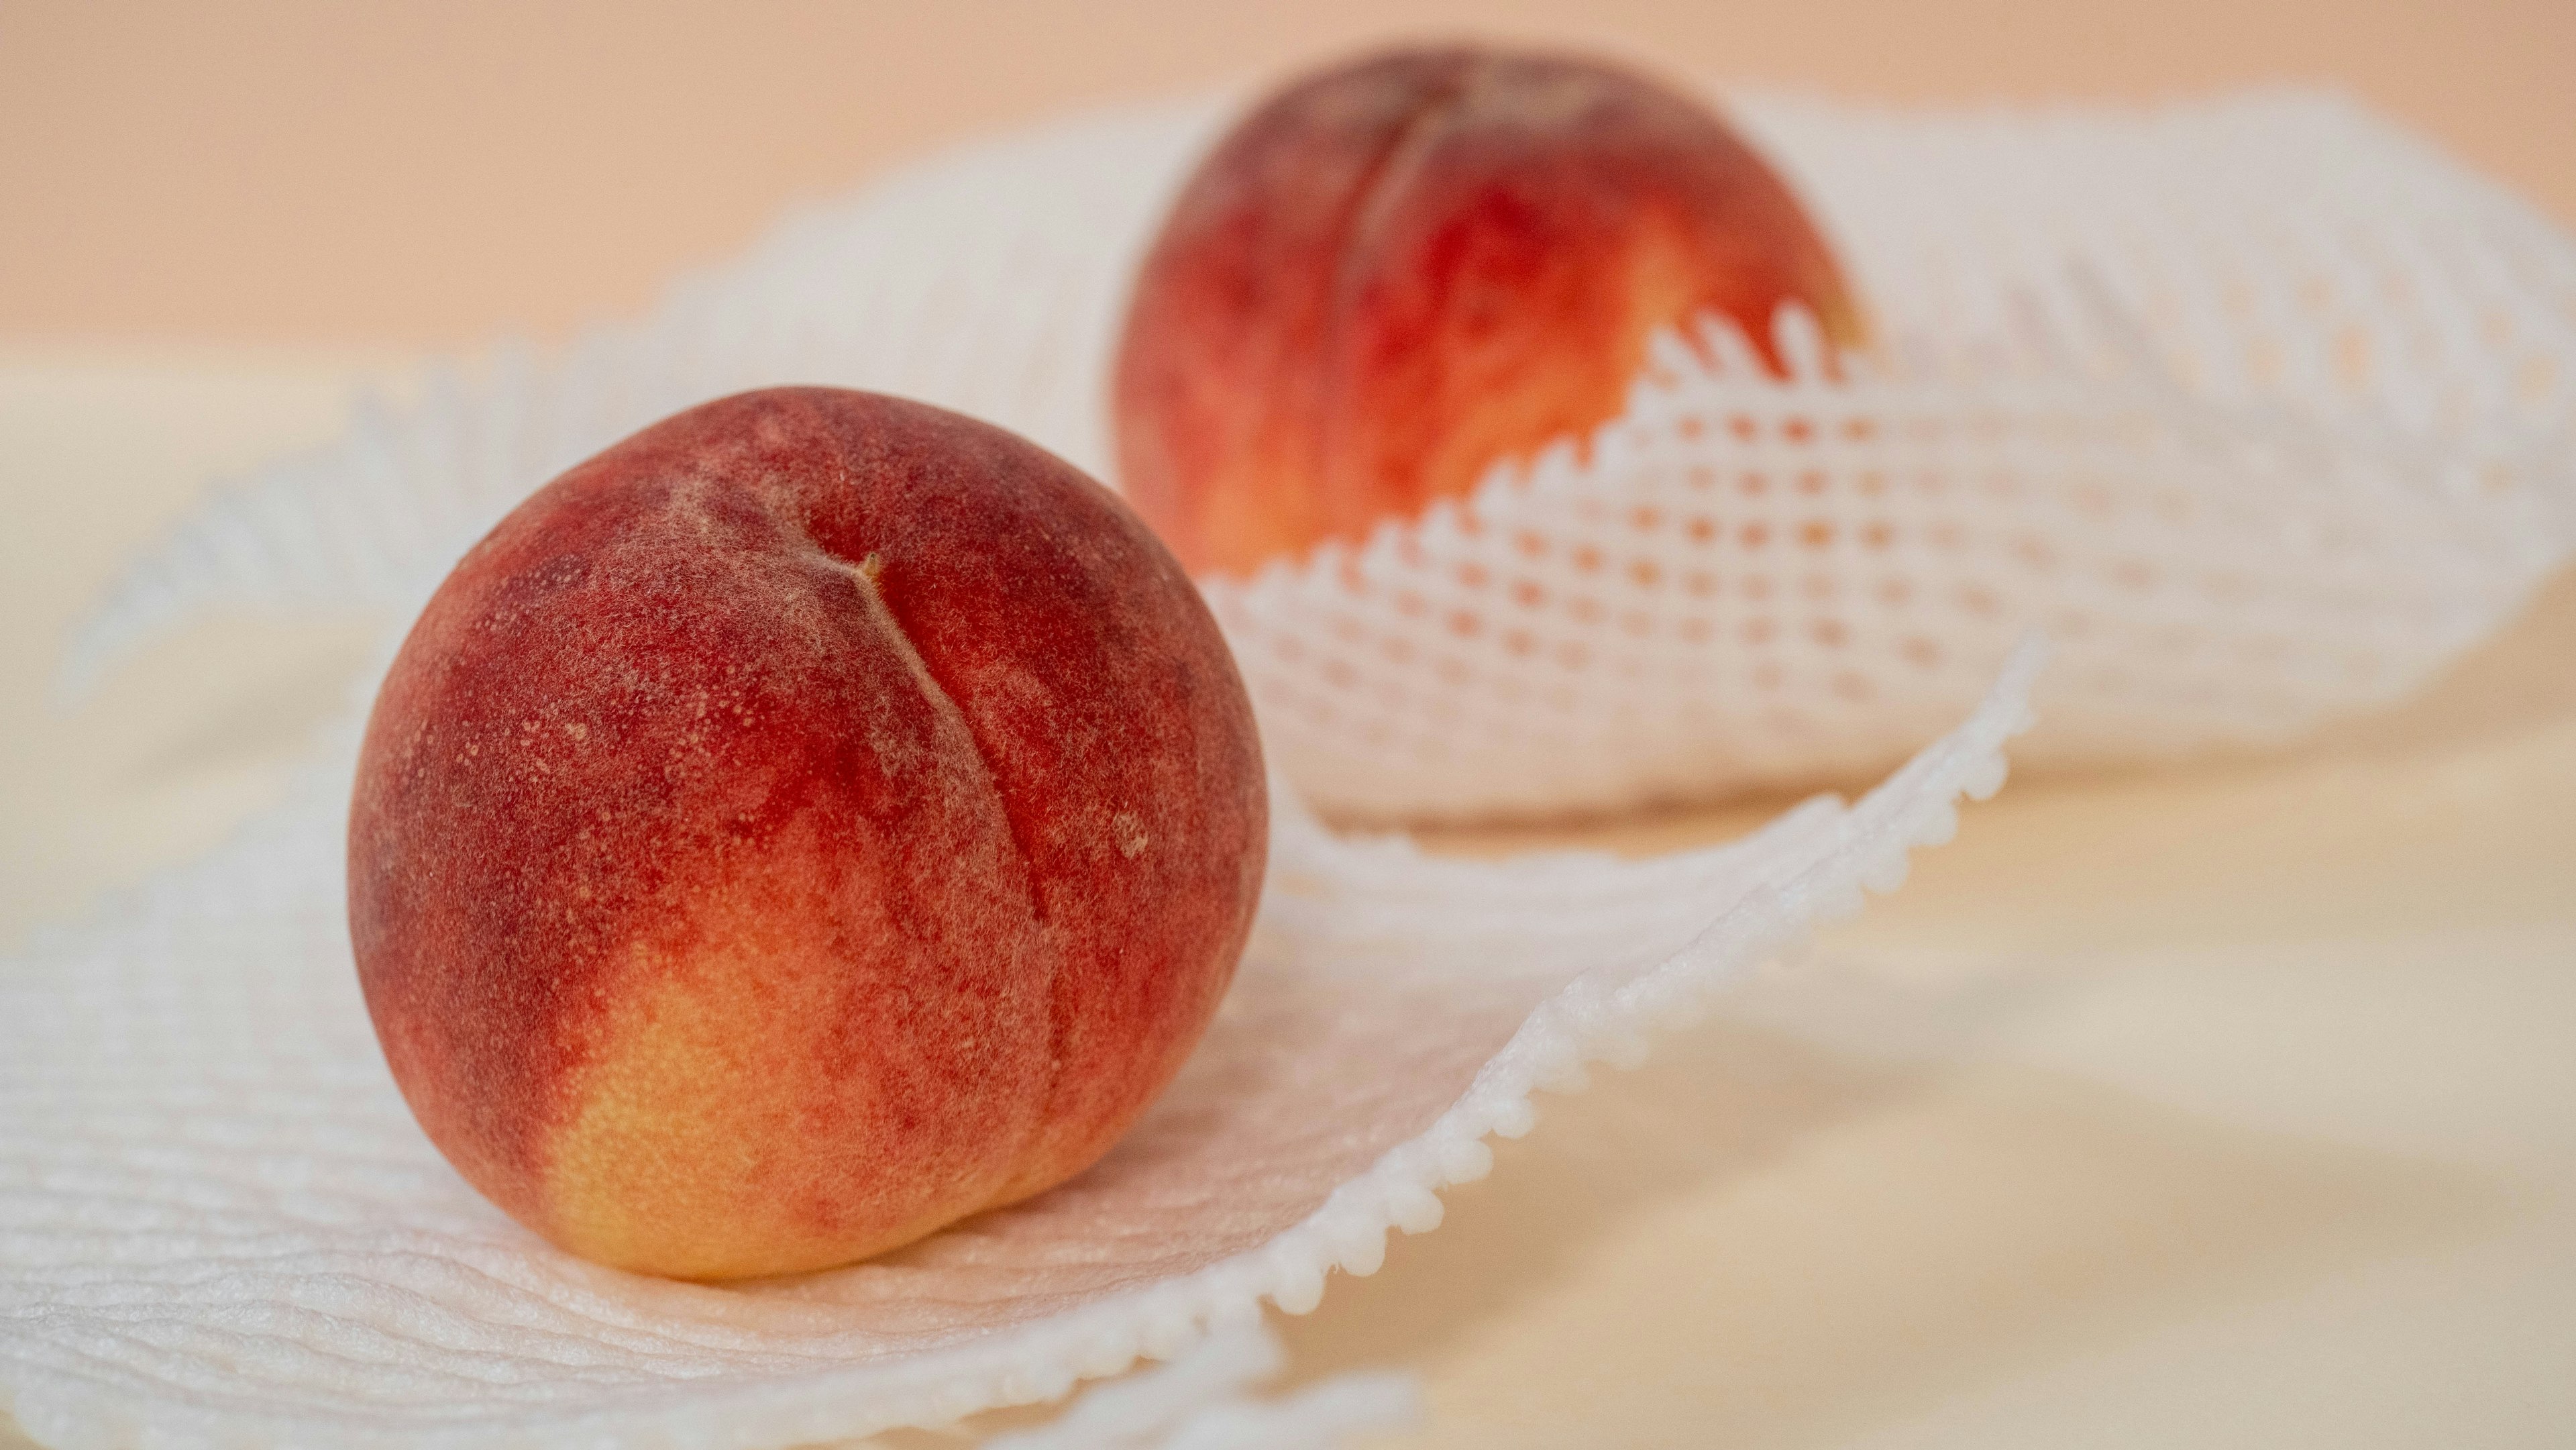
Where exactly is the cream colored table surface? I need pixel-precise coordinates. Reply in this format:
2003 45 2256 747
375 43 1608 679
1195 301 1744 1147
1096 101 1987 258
3 350 2571 1449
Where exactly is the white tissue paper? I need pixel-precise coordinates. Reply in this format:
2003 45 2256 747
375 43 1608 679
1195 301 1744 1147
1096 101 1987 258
2 83 2556 1450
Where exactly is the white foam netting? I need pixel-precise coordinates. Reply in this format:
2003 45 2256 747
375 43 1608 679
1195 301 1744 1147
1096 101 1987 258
1 599 2038 1446
56 89 2576 821
5 83 2557 1450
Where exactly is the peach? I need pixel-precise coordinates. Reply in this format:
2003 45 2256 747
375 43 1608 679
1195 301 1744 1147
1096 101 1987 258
1114 44 1864 576
348 387 1267 1280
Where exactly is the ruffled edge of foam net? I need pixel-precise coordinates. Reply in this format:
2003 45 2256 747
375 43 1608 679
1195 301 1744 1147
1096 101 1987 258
55 89 2576 715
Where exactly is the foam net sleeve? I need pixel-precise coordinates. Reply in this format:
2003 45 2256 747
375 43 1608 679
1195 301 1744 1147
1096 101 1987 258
1 631 2038 1447
1210 93 2576 818
59 91 2576 821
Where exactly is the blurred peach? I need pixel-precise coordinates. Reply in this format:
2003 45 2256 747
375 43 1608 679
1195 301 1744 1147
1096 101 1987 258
1114 43 1863 577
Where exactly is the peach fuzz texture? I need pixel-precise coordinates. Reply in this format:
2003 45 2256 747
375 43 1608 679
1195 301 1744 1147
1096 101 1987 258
1114 44 1865 578
347 388 1267 1281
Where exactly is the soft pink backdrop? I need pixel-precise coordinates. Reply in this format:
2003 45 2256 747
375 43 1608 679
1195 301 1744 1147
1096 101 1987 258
3 0 2570 348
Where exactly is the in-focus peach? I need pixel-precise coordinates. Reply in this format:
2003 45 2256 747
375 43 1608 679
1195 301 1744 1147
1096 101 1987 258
350 387 1267 1280
1114 43 1864 576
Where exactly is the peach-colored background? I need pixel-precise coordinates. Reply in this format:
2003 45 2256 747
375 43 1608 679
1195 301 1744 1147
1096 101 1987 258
3 0 2572 349
5 5 2575 1448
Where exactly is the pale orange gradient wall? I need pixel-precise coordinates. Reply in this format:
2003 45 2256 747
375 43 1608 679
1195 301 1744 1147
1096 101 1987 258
1 0 2570 348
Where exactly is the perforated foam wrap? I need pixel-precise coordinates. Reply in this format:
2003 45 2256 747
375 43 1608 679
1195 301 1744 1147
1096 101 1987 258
0 626 2039 1448
0 85 2553 1450
59 89 2576 821
1219 93 2576 819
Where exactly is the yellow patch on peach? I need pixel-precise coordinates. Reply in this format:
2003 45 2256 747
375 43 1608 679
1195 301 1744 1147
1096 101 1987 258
539 964 863 1277
538 827 1043 1280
